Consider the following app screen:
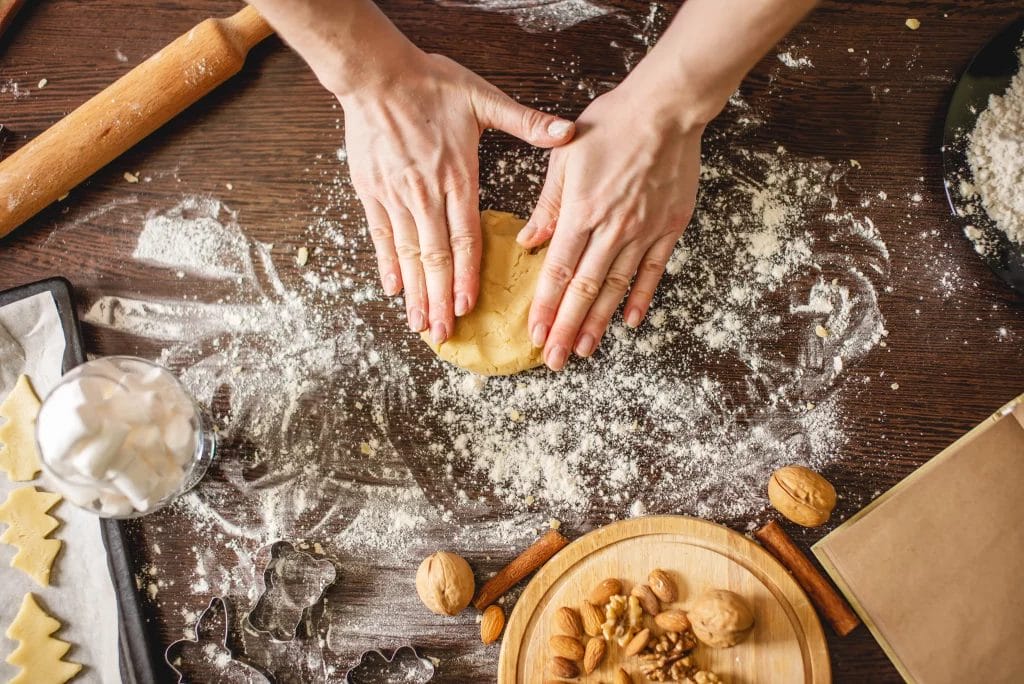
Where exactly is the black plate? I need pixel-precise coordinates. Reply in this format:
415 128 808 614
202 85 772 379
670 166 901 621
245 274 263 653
0 277 158 684
942 17 1024 296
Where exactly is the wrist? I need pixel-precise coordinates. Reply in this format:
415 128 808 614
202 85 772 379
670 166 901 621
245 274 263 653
322 41 426 101
620 58 725 133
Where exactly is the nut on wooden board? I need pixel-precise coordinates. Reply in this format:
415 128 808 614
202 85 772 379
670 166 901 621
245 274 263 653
688 589 755 648
767 465 837 527
552 606 583 637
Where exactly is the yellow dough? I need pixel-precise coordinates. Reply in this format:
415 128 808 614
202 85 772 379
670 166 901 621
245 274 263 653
0 486 63 586
5 593 82 684
421 210 547 376
0 374 43 481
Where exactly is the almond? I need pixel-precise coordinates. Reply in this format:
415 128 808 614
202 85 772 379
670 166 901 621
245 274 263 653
654 608 691 633
623 627 651 657
588 578 623 606
580 601 604 637
614 668 634 684
553 606 583 638
583 635 606 674
549 656 580 679
550 634 585 661
630 584 660 616
648 569 677 603
480 604 505 644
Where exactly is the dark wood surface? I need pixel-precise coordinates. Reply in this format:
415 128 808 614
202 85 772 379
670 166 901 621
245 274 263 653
2 1 1023 682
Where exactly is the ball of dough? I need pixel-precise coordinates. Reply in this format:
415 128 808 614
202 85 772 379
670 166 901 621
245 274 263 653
688 589 754 648
415 551 475 616
421 210 546 375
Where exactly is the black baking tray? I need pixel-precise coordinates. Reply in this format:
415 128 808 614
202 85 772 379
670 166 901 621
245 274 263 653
0 277 158 684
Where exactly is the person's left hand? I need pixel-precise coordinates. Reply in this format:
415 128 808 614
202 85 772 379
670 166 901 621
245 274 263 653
517 78 704 370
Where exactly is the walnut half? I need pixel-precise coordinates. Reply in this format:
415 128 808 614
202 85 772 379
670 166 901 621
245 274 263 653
600 594 643 646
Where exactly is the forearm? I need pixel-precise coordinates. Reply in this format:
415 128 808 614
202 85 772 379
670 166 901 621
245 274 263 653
630 0 819 127
246 0 418 96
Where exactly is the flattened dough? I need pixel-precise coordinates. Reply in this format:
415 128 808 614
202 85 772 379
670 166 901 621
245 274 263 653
5 593 82 684
0 486 63 586
0 374 43 481
421 210 547 375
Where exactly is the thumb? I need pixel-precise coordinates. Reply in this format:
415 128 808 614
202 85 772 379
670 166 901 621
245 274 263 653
479 91 575 148
518 162 564 248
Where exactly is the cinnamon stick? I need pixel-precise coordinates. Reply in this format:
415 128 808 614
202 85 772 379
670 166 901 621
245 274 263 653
754 520 860 637
473 529 569 610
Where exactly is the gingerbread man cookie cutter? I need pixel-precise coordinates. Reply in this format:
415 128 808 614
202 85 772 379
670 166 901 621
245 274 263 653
244 540 338 642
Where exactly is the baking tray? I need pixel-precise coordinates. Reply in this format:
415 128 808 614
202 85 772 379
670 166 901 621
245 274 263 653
0 277 158 684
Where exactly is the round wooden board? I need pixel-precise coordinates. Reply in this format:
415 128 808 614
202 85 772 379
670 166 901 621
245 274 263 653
498 516 830 683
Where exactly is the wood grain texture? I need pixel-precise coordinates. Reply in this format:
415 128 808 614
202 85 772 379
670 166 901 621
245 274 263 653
499 516 830 683
1 1 1023 682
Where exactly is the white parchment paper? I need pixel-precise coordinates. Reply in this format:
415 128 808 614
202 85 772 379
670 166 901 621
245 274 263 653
0 291 120 683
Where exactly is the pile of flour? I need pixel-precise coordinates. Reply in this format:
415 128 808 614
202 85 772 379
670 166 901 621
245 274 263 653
967 48 1024 247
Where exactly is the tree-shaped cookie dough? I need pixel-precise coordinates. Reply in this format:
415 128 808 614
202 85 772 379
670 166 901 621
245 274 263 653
0 374 43 481
5 593 82 684
0 486 63 586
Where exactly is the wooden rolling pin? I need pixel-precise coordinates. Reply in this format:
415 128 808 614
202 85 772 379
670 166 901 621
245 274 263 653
0 5 273 238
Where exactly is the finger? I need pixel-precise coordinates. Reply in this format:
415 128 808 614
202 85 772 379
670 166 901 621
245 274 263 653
542 231 622 371
528 217 593 356
517 157 564 249
574 244 646 357
389 205 429 333
623 233 679 328
411 200 455 345
446 189 482 318
477 90 575 148
360 196 402 296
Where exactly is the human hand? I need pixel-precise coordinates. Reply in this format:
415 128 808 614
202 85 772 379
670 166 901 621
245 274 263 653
518 80 703 371
337 51 575 344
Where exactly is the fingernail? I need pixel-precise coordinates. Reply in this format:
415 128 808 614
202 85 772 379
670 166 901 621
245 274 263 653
430 321 447 345
455 294 470 317
531 323 548 348
383 273 399 296
575 333 596 357
408 308 426 332
625 308 642 328
546 345 569 370
546 119 572 138
517 224 537 244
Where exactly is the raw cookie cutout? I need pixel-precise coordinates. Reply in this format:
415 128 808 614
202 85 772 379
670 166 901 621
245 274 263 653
5 592 82 684
0 374 43 481
0 486 63 586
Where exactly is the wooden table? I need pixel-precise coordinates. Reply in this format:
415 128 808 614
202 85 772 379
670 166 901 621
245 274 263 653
2 1 1022 682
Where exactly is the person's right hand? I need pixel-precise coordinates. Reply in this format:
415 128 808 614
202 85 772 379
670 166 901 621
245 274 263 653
336 50 575 344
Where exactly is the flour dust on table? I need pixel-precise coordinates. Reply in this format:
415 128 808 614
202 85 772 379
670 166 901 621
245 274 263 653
77 89 889 681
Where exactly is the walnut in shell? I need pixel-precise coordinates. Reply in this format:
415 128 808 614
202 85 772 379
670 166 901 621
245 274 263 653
688 589 754 648
767 465 836 527
414 551 475 616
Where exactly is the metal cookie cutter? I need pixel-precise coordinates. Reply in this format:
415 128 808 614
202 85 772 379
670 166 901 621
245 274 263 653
165 597 271 684
345 645 436 684
245 540 337 641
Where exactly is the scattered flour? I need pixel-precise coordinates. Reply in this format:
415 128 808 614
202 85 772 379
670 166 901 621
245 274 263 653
966 48 1024 247
79 40 892 679
435 0 612 32
777 51 814 69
